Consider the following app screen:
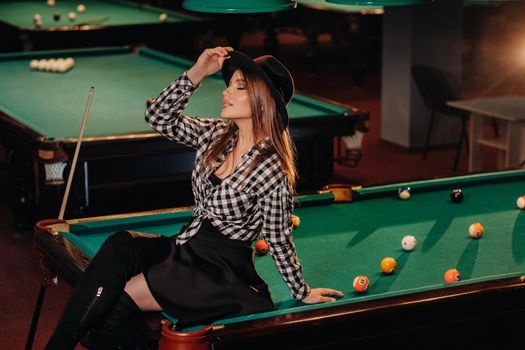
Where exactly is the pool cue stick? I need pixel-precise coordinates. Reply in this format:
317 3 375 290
58 87 95 220
76 16 110 26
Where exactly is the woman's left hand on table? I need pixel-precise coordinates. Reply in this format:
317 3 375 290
302 288 344 304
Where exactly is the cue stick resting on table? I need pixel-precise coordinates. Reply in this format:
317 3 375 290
52 87 95 231
76 16 111 27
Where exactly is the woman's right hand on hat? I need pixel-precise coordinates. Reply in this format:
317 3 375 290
187 46 233 85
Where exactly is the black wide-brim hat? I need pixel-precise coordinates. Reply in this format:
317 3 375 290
222 51 294 127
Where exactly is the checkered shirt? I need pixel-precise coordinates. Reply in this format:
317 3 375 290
145 72 310 300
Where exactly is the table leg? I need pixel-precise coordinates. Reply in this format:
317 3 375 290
506 122 523 168
469 113 483 172
19 33 33 52
24 284 47 350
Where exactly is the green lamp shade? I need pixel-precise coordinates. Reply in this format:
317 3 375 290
299 0 383 13
465 0 516 3
182 0 298 13
326 0 428 5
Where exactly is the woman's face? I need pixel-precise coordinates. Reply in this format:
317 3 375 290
221 70 252 120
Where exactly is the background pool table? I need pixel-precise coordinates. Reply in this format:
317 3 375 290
31 170 525 348
0 0 205 53
0 46 368 229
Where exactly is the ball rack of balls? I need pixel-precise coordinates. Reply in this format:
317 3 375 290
30 57 75 73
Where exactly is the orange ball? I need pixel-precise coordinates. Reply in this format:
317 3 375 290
516 195 525 209
380 257 397 274
291 214 300 229
444 268 461 283
255 239 269 256
469 223 484 239
353 275 369 292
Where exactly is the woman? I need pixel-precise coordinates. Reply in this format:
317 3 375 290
45 47 343 350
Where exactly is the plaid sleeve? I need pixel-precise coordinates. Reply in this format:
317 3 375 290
260 177 310 300
145 72 221 150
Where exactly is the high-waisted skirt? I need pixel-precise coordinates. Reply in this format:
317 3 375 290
144 219 274 328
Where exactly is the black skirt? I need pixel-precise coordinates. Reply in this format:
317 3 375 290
144 219 274 328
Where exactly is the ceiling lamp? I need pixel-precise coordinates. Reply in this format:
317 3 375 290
326 0 429 5
182 0 298 13
300 1 383 14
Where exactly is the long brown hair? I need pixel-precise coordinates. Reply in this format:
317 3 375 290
202 68 297 192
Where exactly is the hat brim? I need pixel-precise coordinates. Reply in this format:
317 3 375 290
222 51 289 127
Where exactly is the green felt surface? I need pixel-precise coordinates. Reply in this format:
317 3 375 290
0 47 348 140
0 0 197 29
59 170 525 325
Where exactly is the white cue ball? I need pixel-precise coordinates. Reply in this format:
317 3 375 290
30 60 39 70
33 14 42 21
401 235 417 251
47 0 56 6
517 195 525 209
159 13 168 22
77 4 86 13
68 12 76 21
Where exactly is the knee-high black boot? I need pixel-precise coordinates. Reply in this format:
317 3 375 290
45 232 143 350
81 291 141 350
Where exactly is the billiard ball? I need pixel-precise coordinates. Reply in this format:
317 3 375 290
450 189 463 203
517 195 525 209
53 12 61 21
48 59 58 72
43 59 52 71
291 214 300 229
255 239 269 256
398 187 411 200
77 4 87 13
159 13 168 22
56 58 66 73
55 57 74 73
401 235 417 251
146 98 155 107
68 12 76 21
444 268 461 283
47 0 56 6
35 59 46 71
29 60 39 70
468 222 484 239
353 275 369 292
380 257 397 274
33 13 42 26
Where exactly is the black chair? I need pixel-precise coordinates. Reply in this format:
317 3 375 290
411 64 470 171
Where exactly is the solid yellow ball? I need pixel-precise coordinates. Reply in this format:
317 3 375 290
380 257 397 274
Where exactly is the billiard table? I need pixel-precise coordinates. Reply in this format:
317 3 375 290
0 0 204 53
29 170 525 349
0 46 368 229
